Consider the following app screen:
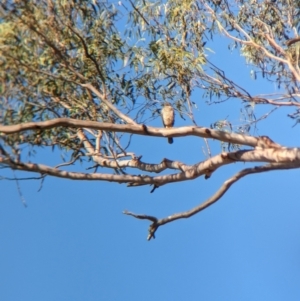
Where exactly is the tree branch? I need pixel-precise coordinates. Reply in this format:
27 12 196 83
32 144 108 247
0 118 261 147
125 162 300 240
2 143 300 193
202 1 300 82
81 84 137 125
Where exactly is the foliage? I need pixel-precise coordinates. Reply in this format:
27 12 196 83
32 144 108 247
1 0 300 153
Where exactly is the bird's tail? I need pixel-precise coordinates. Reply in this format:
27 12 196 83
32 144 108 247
168 137 173 144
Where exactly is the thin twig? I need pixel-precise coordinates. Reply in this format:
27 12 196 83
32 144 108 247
13 170 27 207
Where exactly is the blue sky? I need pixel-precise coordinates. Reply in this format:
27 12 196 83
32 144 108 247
2 19 300 301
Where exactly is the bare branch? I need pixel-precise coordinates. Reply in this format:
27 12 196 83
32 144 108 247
123 210 157 223
54 155 81 169
2 144 300 195
0 118 261 147
126 162 300 240
13 171 27 207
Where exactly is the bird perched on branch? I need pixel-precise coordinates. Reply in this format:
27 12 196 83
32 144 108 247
161 102 175 144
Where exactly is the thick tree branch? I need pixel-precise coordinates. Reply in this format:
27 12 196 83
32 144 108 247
2 145 300 190
0 118 263 147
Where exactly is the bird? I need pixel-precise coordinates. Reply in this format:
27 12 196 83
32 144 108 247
161 102 175 144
